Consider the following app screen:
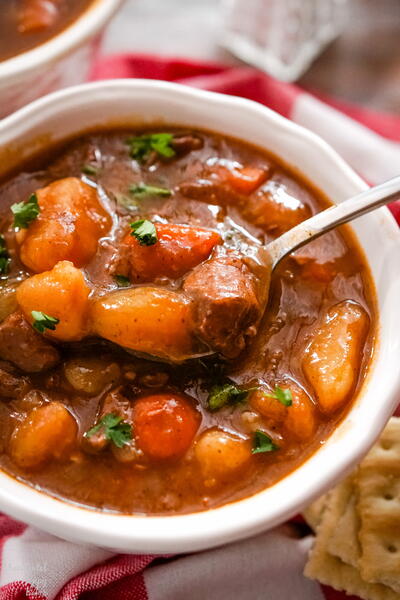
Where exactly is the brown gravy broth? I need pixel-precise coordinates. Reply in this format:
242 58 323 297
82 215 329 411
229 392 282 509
0 128 376 514
0 0 94 62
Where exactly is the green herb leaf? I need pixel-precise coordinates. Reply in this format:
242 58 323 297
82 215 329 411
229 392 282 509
129 183 172 198
0 235 10 275
115 274 130 287
130 219 158 246
11 193 40 229
252 430 279 454
85 413 132 448
265 386 293 407
127 133 176 163
31 310 59 334
207 382 256 412
81 164 100 176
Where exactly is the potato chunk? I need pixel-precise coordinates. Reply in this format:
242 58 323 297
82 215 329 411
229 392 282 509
10 402 77 470
64 357 121 395
16 261 90 341
91 287 195 362
284 383 316 441
250 381 315 441
250 389 287 427
17 177 111 273
303 301 369 414
195 428 251 481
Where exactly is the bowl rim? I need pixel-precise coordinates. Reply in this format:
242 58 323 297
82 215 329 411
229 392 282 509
0 0 124 83
0 79 399 554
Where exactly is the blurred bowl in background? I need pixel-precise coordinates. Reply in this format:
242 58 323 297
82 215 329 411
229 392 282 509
0 0 124 119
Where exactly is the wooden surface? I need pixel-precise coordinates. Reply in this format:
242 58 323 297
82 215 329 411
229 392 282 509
104 0 400 115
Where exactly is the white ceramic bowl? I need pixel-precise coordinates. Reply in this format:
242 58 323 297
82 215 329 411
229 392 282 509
0 80 399 554
0 0 123 118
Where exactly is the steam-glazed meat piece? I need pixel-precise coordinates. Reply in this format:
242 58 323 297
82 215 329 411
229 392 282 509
0 362 31 399
179 180 240 206
183 255 262 358
0 312 60 373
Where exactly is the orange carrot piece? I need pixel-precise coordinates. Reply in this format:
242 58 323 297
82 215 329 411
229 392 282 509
224 166 269 195
122 223 221 282
133 393 200 460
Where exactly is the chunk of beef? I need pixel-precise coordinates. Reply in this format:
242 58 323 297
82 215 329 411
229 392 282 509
179 180 240 206
0 311 60 373
183 255 263 358
0 361 31 399
83 388 143 463
171 134 204 155
83 387 134 454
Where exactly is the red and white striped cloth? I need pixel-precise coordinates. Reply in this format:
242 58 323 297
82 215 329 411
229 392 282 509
1 54 399 600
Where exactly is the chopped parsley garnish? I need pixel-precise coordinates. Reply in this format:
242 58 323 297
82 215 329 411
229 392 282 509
11 193 40 229
252 430 279 454
81 164 100 176
0 235 10 275
126 133 176 163
129 183 172 198
85 413 132 448
31 311 59 334
265 386 293 407
115 274 130 287
130 219 158 246
207 382 256 412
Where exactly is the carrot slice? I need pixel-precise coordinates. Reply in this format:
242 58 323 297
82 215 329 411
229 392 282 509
133 393 200 460
225 166 269 195
212 164 268 195
122 223 221 282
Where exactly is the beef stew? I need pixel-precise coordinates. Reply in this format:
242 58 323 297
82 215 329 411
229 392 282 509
0 127 375 515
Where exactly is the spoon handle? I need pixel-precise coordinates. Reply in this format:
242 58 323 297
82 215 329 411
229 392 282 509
267 175 400 269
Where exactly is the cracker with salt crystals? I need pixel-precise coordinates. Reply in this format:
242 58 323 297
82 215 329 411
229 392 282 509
357 418 400 593
304 477 400 600
327 476 360 568
303 492 329 531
